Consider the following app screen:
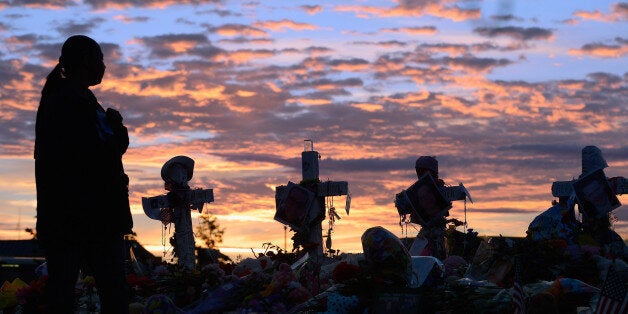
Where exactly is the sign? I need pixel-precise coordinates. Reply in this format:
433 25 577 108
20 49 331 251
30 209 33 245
441 183 473 203
274 182 316 232
572 169 621 218
402 174 452 226
317 181 349 197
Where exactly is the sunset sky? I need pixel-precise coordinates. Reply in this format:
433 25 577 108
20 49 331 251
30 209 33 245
0 0 626 258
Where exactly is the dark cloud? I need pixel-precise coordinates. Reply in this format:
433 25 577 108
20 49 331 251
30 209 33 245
99 42 123 62
586 72 623 85
115 15 150 23
441 56 513 72
218 37 274 45
83 0 222 10
303 46 333 54
289 77 363 90
197 8 242 17
6 0 75 8
352 40 408 48
204 23 267 37
210 154 416 175
489 14 522 22
300 5 322 15
54 18 107 36
418 42 525 54
5 33 39 47
474 26 553 41
612 2 628 16
328 58 369 68
573 41 626 58
499 144 584 156
470 207 533 214
3 13 29 19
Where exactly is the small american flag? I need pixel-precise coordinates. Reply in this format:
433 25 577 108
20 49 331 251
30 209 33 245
512 259 526 314
595 265 627 314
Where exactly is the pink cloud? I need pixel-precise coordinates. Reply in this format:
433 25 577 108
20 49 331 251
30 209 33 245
300 5 322 15
381 26 438 35
569 42 628 58
573 3 627 22
253 19 319 32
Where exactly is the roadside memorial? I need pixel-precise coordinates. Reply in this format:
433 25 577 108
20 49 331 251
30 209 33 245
274 140 350 263
142 156 214 270
3 147 626 313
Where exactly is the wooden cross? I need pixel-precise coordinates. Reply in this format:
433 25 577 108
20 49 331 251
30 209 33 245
551 146 625 220
142 156 214 270
274 140 350 262
396 173 472 260
552 177 628 197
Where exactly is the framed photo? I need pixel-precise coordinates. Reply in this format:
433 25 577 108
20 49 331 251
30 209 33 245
403 173 452 225
274 181 315 232
572 169 621 218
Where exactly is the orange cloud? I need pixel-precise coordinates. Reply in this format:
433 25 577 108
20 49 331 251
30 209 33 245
330 62 369 72
381 26 438 35
394 3 480 22
254 19 319 32
98 67 228 103
216 49 276 63
335 3 479 22
574 3 627 22
214 24 267 37
166 40 198 53
334 5 385 19
113 14 149 23
569 43 627 58
351 103 383 112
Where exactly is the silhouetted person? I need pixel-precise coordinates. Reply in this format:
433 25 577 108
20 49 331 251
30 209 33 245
34 35 132 313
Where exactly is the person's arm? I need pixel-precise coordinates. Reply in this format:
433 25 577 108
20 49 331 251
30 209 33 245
106 107 129 155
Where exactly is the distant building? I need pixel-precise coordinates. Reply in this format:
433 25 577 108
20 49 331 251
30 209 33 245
0 238 159 283
0 239 45 283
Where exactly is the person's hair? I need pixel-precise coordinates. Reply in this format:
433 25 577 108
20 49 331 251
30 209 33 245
41 35 100 96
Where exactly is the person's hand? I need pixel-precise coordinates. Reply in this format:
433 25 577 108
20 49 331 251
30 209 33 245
106 107 123 125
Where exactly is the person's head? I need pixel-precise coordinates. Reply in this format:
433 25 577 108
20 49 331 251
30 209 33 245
42 35 105 95
415 156 438 179
60 35 105 86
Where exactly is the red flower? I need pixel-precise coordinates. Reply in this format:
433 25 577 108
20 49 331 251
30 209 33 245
332 262 360 283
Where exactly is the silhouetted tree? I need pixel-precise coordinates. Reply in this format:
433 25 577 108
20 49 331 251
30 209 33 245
25 227 37 239
195 211 224 248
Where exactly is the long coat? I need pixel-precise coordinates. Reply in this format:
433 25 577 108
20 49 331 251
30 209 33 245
34 80 132 247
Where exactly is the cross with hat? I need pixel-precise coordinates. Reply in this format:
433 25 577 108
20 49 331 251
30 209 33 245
142 156 214 270
551 146 626 219
395 156 473 260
